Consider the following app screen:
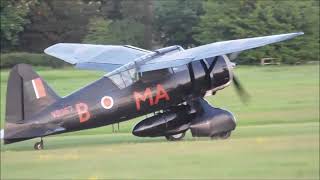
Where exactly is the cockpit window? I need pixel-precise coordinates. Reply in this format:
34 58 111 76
121 71 133 87
109 68 138 89
128 68 138 81
109 73 125 89
140 68 172 83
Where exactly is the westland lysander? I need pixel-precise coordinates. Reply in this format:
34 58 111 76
1 32 303 150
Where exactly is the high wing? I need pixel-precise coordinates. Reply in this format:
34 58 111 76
45 32 303 73
138 32 303 72
44 43 151 71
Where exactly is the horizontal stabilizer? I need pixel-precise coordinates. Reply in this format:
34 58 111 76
4 122 66 144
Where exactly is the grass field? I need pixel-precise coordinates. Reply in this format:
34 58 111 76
0 65 319 179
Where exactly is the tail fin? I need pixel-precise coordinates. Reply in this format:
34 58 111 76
6 64 60 123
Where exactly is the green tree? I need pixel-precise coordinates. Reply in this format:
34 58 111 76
83 17 144 47
120 0 153 48
154 0 204 48
194 0 319 64
83 0 148 48
83 17 115 44
17 0 101 52
0 0 36 51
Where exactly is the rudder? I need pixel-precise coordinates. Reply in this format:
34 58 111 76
5 64 60 123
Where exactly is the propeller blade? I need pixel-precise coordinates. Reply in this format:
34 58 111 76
232 74 250 104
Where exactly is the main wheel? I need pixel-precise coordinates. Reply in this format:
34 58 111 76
210 131 231 140
34 141 44 150
165 132 186 141
219 131 231 139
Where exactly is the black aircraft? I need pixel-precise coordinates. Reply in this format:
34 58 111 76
1 32 303 150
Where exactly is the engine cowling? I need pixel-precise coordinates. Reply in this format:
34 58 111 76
132 105 195 137
190 99 236 137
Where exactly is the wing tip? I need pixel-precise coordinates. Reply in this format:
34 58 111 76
289 32 304 37
44 43 77 65
295 31 304 35
44 43 62 54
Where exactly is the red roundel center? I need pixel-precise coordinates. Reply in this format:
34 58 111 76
103 98 112 107
101 96 114 110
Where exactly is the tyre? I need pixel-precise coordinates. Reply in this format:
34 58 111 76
210 131 231 140
218 131 231 139
34 142 44 150
165 132 186 141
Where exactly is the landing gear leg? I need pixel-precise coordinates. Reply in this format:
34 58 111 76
34 138 44 150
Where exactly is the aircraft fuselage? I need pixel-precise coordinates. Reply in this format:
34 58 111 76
4 56 232 143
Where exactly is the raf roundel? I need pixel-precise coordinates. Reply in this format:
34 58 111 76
101 96 114 110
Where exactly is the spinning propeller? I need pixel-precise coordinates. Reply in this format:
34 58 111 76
232 73 250 104
229 56 250 104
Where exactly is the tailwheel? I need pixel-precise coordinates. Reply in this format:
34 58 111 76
165 132 186 141
34 138 44 150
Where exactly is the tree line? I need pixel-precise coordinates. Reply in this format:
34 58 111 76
1 0 319 66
